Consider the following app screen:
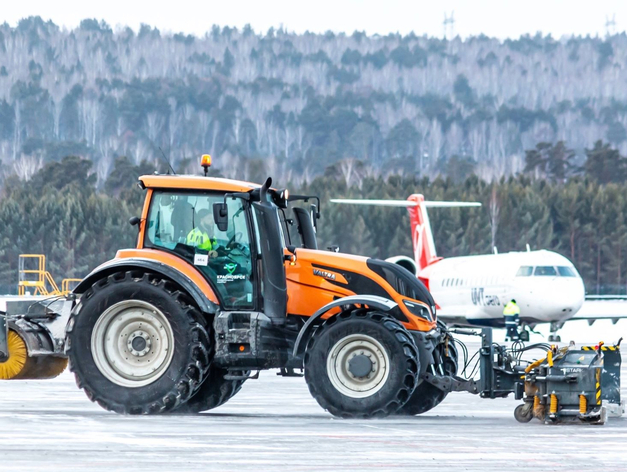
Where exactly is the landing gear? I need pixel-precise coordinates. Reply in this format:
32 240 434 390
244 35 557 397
548 321 563 343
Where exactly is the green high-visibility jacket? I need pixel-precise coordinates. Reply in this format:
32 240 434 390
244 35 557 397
186 228 217 251
503 301 520 316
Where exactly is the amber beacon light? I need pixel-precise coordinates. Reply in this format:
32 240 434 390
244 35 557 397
201 154 212 176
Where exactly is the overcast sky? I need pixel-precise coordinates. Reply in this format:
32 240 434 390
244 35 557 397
3 0 627 39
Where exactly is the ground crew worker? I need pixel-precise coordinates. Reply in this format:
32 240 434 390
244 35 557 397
503 299 520 341
186 209 218 256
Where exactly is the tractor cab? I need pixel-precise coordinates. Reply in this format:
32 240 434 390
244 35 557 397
141 176 290 325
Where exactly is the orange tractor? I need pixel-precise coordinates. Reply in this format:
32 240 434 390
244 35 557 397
65 162 457 417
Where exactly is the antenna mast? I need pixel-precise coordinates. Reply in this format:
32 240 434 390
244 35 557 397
605 14 617 36
443 11 455 40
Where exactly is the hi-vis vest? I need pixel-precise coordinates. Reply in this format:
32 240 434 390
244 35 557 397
186 228 217 251
503 301 520 316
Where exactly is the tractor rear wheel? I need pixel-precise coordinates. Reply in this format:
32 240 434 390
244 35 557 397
174 366 247 413
399 330 458 415
67 271 212 414
304 309 419 418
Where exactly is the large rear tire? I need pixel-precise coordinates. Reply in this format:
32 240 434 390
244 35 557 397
67 271 212 414
174 366 247 413
399 329 458 415
304 309 419 418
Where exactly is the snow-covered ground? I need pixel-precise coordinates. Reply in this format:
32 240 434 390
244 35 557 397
1 322 626 472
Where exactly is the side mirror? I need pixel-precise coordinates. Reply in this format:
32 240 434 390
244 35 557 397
213 203 229 232
129 216 141 226
310 204 318 232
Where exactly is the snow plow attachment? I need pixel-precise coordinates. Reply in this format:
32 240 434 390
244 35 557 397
0 298 70 380
423 329 622 425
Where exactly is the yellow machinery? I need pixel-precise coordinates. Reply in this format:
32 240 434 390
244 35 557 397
18 254 81 296
0 255 83 379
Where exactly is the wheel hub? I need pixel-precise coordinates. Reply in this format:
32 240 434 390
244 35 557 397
91 300 175 388
128 332 151 356
326 334 390 399
348 353 373 378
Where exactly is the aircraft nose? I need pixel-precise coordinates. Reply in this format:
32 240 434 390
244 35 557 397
546 278 585 315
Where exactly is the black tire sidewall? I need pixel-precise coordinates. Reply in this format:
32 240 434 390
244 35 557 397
69 275 202 412
305 313 418 417
400 339 458 415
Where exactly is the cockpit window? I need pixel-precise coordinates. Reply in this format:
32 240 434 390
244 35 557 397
516 266 533 277
557 266 577 277
534 266 557 276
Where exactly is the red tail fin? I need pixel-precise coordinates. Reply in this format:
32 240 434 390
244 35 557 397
407 194 441 272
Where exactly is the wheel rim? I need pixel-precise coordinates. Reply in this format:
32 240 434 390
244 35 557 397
326 334 390 399
91 300 175 388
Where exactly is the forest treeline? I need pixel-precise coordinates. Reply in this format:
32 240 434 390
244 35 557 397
4 17 627 183
0 139 625 295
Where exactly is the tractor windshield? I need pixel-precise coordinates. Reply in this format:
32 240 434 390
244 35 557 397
144 191 255 309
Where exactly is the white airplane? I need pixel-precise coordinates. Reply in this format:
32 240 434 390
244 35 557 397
331 194 589 341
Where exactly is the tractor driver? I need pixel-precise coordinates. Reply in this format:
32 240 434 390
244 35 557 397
186 208 219 257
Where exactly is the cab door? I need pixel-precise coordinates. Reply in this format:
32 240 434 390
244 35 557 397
251 196 288 323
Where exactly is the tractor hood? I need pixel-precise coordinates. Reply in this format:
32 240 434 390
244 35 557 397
285 248 436 322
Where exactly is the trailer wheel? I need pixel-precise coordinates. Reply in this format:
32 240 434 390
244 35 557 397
399 334 458 415
514 403 534 423
67 271 212 414
174 366 247 413
304 309 419 418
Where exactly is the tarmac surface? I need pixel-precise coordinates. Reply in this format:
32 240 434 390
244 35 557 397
1 324 626 472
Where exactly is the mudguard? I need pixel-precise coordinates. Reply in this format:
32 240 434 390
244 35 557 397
292 295 398 357
73 257 219 314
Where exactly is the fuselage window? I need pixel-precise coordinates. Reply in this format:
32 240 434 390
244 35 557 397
516 266 533 277
557 266 577 277
534 266 557 276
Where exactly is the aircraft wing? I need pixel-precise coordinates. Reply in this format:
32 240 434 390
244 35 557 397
567 297 627 325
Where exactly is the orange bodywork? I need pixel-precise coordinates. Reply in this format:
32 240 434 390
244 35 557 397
286 249 436 332
130 174 435 333
114 248 220 304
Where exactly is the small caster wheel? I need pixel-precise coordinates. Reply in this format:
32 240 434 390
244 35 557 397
514 403 533 423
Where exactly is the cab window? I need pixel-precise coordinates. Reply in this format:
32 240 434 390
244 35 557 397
557 266 577 277
534 266 557 276
516 266 533 277
145 192 254 309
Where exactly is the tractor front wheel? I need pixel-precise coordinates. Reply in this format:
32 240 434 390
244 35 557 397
304 309 419 418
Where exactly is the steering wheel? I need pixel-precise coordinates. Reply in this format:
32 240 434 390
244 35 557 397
226 232 243 249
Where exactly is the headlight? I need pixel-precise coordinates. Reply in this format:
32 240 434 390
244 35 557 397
402 300 433 321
